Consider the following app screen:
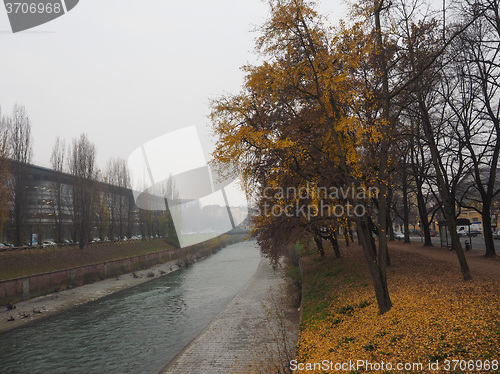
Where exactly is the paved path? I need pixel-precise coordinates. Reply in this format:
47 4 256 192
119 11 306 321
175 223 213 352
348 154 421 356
392 241 500 280
160 259 299 374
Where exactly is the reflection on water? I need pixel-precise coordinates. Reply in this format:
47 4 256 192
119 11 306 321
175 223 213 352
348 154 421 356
0 240 261 374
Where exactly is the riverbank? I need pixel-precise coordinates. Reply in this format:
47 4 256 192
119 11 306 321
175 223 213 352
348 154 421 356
0 240 264 374
0 234 248 333
0 233 247 307
0 259 181 334
0 238 177 281
160 258 300 374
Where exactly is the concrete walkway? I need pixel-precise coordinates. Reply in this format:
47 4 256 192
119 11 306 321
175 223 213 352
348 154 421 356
160 259 299 374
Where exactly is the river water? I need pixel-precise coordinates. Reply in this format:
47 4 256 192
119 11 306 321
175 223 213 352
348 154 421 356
0 240 261 374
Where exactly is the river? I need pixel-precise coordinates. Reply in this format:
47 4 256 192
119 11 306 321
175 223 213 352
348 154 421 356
0 240 261 374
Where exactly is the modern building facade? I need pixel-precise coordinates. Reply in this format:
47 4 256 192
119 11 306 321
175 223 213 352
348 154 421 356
2 162 140 245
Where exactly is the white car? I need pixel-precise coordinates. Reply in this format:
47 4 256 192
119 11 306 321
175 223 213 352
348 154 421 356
493 229 500 240
394 232 404 240
42 240 57 247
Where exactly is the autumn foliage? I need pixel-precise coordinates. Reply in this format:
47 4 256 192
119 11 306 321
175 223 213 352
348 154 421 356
296 243 500 373
211 0 500 314
210 0 400 313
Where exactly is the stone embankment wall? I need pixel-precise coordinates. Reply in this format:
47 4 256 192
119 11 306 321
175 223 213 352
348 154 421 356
0 233 247 306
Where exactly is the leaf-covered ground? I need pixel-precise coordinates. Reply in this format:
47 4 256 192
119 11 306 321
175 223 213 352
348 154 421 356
296 242 500 373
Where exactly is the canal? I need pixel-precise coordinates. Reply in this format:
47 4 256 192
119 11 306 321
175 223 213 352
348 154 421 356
0 240 261 374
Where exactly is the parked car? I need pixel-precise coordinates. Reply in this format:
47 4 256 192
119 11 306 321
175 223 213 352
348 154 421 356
0 243 10 250
394 232 404 240
420 230 437 237
493 229 500 240
42 240 57 247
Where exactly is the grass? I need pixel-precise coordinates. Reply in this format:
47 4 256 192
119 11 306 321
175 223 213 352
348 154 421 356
296 242 500 373
180 233 224 247
0 239 177 280
0 235 248 281
0 233 247 281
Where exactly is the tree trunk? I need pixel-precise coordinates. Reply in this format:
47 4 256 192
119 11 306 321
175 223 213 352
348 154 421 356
328 234 341 258
402 160 411 244
357 216 392 314
387 187 395 242
416 186 433 246
418 99 472 280
482 206 496 257
410 140 433 246
373 0 391 276
343 227 350 247
314 237 325 257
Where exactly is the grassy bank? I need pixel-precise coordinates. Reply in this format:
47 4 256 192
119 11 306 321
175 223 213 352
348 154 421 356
296 242 500 373
0 234 247 281
0 239 176 280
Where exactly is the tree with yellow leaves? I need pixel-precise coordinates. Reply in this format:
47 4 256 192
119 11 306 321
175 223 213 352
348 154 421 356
211 0 396 313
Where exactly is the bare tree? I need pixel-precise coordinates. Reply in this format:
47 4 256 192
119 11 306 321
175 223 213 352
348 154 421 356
49 137 69 243
0 107 12 239
163 175 179 241
68 134 96 249
391 0 473 279
444 0 500 257
390 141 414 243
107 158 131 239
407 117 439 246
10 104 33 247
138 208 153 238
93 169 110 241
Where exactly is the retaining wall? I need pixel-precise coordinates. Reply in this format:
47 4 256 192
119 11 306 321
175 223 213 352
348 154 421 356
0 233 247 306
0 248 180 305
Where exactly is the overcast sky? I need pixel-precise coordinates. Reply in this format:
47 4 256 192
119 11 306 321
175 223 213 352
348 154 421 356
0 0 346 172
